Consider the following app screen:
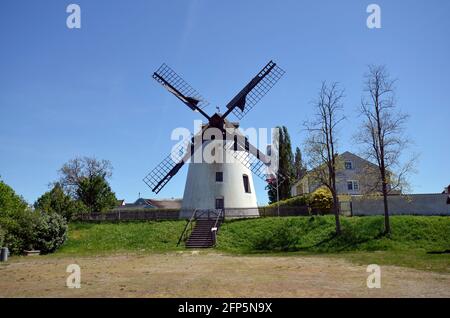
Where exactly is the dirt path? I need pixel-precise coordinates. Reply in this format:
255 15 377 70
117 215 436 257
1 252 449 297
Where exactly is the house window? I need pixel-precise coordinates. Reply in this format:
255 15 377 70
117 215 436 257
345 161 353 170
347 180 359 191
243 174 251 193
215 171 223 182
215 197 224 210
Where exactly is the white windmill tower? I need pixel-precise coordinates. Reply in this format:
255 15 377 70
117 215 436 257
143 61 285 220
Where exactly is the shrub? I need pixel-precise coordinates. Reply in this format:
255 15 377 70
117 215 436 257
0 209 39 254
33 212 68 254
1 211 68 254
266 188 333 215
0 180 68 254
268 195 310 207
310 188 333 214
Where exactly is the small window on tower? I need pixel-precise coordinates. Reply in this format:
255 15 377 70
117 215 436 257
216 172 223 182
243 174 251 193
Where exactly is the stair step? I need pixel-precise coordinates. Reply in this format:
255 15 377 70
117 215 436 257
182 217 223 248
187 238 213 241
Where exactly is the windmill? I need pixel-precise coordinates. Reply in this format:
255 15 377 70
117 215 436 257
143 60 285 218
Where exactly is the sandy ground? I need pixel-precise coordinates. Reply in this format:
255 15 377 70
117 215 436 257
1 252 449 298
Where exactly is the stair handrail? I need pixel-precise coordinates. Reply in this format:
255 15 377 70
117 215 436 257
211 209 224 246
177 209 197 246
213 209 223 229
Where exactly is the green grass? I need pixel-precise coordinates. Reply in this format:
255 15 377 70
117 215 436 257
217 216 450 253
57 220 187 255
216 215 450 272
55 216 449 272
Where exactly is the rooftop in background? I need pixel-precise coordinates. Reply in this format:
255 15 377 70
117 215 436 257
115 198 182 210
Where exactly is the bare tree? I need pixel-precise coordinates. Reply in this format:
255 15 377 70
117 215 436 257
57 157 113 198
355 65 415 235
304 82 345 235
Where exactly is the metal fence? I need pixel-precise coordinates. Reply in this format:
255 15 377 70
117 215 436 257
73 194 450 221
76 206 313 222
230 206 310 218
78 208 180 221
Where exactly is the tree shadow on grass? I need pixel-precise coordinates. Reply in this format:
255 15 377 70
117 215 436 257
330 230 386 252
427 249 450 254
250 216 389 253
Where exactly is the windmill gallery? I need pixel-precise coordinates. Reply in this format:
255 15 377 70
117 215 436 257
142 61 285 247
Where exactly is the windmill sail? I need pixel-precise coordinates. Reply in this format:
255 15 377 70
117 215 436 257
153 63 210 114
143 126 209 194
224 60 285 120
143 137 191 194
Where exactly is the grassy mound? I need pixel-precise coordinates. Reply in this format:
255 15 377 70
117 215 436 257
54 216 449 271
58 220 186 255
216 216 450 254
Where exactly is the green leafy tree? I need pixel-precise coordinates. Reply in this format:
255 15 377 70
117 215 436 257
293 147 307 181
56 157 117 213
34 183 85 221
57 157 113 197
0 180 37 253
0 179 28 217
76 175 117 213
267 126 295 203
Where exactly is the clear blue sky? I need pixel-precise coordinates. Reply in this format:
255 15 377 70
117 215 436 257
1 0 449 205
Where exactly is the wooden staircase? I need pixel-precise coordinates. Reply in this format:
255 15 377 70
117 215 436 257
186 219 218 248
